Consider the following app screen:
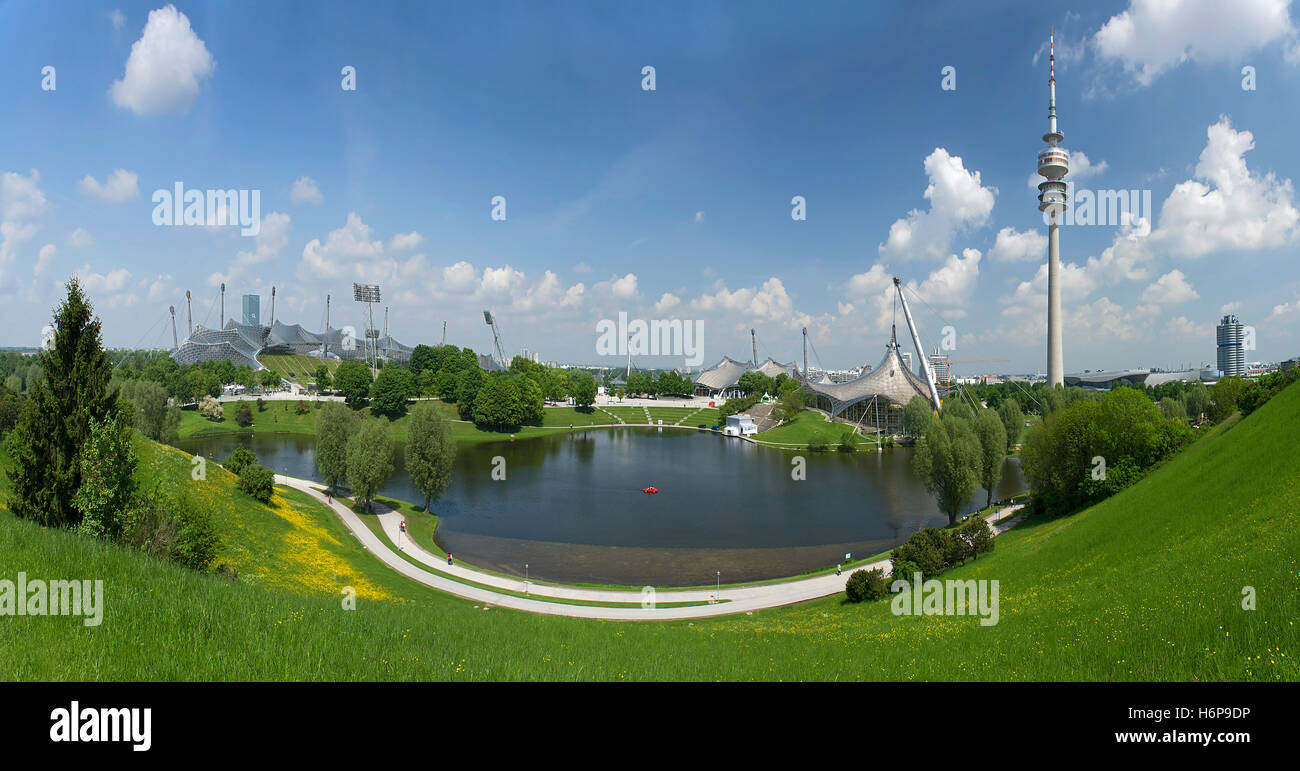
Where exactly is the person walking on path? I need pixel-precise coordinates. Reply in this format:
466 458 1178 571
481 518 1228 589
447 553 453 566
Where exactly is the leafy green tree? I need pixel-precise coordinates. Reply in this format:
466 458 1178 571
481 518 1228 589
436 369 459 399
259 369 281 388
6 277 117 528
1160 397 1187 421
473 374 523 428
941 397 975 422
118 378 181 443
224 447 258 476
736 370 775 397
346 417 394 512
912 416 980 526
518 376 544 424
370 366 414 419
997 398 1023 451
409 344 437 375
1183 383 1211 421
455 366 484 420
235 403 253 426
973 408 1007 508
71 408 137 540
406 403 457 512
569 372 598 407
315 402 357 493
655 370 694 397
237 463 275 503
902 395 932 438
314 365 332 389
776 388 805 421
334 360 374 408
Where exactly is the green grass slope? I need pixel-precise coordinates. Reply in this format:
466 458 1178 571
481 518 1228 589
2 383 1297 681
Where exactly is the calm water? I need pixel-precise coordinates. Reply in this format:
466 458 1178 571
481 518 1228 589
177 428 1025 586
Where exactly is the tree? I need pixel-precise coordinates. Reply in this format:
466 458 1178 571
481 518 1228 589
973 408 1007 508
902 395 932 438
409 344 437 375
455 367 484 420
845 568 889 602
997 398 1023 451
237 464 275 503
776 388 805 421
235 403 253 426
198 395 224 420
569 372 597 407
655 370 694 397
912 416 980 526
118 378 181 443
224 447 258 476
334 360 374 408
370 366 414 419
6 277 117 528
315 365 332 390
473 374 523 428
259 369 281 388
736 371 774 397
406 403 458 512
346 417 394 512
71 408 138 540
941 397 975 422
518 376 544 425
315 402 357 493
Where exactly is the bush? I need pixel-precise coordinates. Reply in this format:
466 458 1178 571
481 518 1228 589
256 397 266 412
956 516 994 562
890 559 921 585
198 395 223 421
123 492 220 572
235 404 253 426
837 429 856 452
891 528 955 580
295 400 309 415
224 447 257 476
846 567 889 602
237 464 275 503
807 434 831 452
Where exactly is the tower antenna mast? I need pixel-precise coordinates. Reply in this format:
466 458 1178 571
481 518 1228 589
1038 27 1069 387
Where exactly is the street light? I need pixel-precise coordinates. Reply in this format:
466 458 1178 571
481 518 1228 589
715 571 721 603
525 563 529 594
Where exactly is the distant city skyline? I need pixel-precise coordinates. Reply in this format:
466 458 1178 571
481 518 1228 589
4 1 1300 374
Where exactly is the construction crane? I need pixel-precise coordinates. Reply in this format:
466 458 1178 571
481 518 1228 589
483 310 507 367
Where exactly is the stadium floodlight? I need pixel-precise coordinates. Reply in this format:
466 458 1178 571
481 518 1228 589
353 283 381 303
483 310 494 326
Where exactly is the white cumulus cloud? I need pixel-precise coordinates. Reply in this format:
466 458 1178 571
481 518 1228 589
110 4 215 115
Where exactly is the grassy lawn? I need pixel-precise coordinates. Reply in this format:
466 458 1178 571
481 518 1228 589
645 407 696 424
257 353 341 384
3 384 1297 680
755 409 877 449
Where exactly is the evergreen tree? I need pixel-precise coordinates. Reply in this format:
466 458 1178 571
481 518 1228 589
6 278 117 527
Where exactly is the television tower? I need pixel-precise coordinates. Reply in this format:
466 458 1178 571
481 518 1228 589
1037 27 1069 387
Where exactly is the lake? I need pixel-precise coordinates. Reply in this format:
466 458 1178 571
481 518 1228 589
176 427 1025 586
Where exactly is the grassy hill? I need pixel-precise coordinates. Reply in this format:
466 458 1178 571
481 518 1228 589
2 381 1298 680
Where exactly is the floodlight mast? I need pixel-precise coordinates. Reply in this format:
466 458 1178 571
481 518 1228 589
353 283 382 376
185 290 192 335
893 277 942 413
483 310 507 367
169 306 178 351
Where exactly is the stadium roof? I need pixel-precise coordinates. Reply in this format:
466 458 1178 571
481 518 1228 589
694 356 753 393
805 336 928 417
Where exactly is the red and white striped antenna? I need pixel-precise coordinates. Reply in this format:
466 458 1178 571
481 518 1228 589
1049 27 1055 82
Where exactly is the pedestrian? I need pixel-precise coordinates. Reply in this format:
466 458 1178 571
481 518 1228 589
836 563 841 577
447 553 453 566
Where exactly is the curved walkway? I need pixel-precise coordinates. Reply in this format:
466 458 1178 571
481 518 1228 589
276 473 1023 620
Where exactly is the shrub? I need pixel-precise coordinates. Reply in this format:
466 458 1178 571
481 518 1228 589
198 395 223 421
256 397 266 412
837 430 856 452
295 400 309 415
890 559 921 585
846 568 889 602
123 492 220 572
891 528 954 580
224 447 257 476
956 517 994 561
807 434 831 452
235 404 253 426
237 464 275 503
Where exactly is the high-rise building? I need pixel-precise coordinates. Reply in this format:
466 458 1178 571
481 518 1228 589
242 294 260 327
1037 28 1069 388
1216 315 1245 377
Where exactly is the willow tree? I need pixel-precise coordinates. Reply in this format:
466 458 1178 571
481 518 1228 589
405 402 457 512
912 415 980 526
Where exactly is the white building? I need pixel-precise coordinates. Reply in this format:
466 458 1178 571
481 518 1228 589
723 414 757 437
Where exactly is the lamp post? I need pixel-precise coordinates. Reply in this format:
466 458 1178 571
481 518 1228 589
525 563 529 594
715 571 720 603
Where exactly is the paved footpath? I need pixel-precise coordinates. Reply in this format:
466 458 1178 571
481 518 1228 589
276 473 1023 621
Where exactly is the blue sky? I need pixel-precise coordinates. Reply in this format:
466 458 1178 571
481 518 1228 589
2 0 1299 374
